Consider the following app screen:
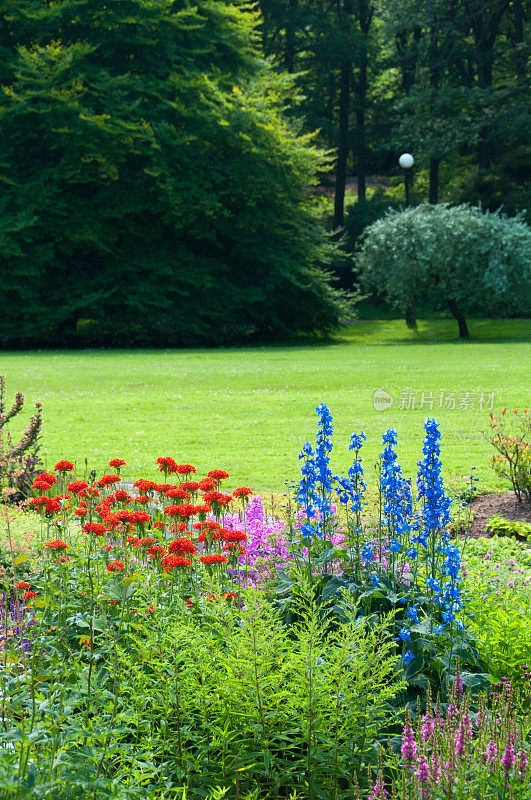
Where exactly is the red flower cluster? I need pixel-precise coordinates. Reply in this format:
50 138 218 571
45 539 69 551
133 479 158 494
16 581 30 591
168 538 197 556
96 474 121 488
175 464 196 475
109 458 126 469
54 460 74 472
32 472 57 492
222 529 247 543
181 481 199 493
202 491 233 508
23 591 38 602
164 503 207 520
136 537 157 548
233 487 253 499
207 469 229 482
84 522 108 537
106 560 124 572
162 554 191 572
67 480 89 496
30 496 61 516
147 545 167 558
199 554 228 566
156 456 178 473
164 487 190 501
115 489 132 502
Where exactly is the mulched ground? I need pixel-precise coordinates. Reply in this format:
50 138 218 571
465 492 531 539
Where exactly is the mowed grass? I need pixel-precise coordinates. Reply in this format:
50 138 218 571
2 319 530 492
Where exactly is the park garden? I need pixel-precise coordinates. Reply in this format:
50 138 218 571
1 0 530 797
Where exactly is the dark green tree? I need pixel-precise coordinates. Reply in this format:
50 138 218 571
0 0 347 347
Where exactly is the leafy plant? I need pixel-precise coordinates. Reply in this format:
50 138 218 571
488 407 531 502
0 375 44 502
486 514 531 541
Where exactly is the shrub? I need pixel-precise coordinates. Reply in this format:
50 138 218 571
488 407 531 502
356 204 531 337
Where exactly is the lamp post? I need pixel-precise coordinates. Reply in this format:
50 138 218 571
399 153 414 207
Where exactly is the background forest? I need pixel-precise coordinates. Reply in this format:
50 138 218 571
0 0 528 347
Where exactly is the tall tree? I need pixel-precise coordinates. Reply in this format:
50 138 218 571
0 0 347 347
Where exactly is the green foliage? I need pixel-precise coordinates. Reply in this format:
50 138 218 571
489 408 531 502
486 515 531 542
0 0 346 347
0 375 43 500
462 537 531 687
118 589 401 798
356 204 531 335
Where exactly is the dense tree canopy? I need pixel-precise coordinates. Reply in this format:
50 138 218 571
0 0 347 347
356 204 531 337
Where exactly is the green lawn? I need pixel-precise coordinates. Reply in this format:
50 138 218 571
2 319 530 492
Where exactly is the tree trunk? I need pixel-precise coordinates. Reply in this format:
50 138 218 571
511 0 527 81
429 157 440 203
406 303 417 329
355 61 367 202
333 62 351 229
447 298 470 338
284 0 297 73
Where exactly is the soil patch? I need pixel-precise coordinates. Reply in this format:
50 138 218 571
466 492 531 538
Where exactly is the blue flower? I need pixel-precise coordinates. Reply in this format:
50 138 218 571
402 650 414 665
406 606 419 623
426 577 441 593
398 627 411 642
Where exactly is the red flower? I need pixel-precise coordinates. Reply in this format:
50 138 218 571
202 491 233 508
32 478 54 493
233 487 253 499
181 481 200 493
134 495 150 504
156 483 177 494
156 456 178 473
37 472 57 486
67 480 89 495
84 522 108 537
162 554 191 572
207 469 229 482
199 554 228 566
153 521 165 531
23 591 38 602
96 474 121 488
136 537 157 548
197 530 221 542
222 529 247 543
147 545 167 558
146 605 156 614
30 496 61 516
78 486 100 500
175 464 196 475
54 460 75 472
223 543 246 556
106 560 124 572
16 581 30 591
133 479 158 493
169 522 187 533
222 592 238 602
109 458 126 469
164 503 196 520
101 544 112 552
164 487 190 501
115 489 132 502
206 594 217 601
126 536 139 545
45 539 69 551
131 510 151 526
168 538 197 556
198 477 216 492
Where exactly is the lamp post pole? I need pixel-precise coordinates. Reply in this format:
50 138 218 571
399 153 414 207
398 153 416 328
